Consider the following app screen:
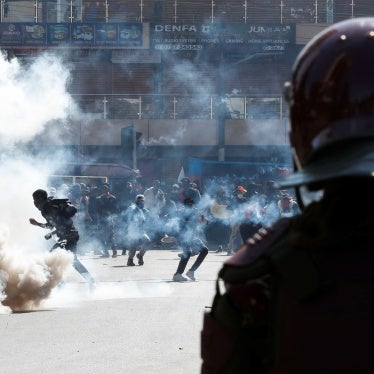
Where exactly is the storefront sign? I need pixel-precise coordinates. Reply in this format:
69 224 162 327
0 22 144 48
150 23 295 52
0 22 295 52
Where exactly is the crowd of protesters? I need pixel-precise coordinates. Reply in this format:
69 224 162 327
44 175 299 281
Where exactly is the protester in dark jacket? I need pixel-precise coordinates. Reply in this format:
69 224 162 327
30 189 95 290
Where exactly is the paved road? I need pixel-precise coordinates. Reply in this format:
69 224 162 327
0 248 228 374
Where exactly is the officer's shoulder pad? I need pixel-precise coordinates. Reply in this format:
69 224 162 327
225 218 291 267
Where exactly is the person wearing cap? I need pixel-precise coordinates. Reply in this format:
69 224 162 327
201 18 374 373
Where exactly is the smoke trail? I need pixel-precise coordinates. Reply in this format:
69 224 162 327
42 279 172 310
0 242 72 312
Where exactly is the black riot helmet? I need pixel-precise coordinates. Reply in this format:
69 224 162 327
281 18 374 189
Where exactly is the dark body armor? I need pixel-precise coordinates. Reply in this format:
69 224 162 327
201 185 374 373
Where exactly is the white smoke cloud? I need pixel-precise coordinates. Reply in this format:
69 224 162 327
42 279 172 310
0 50 173 312
0 51 77 313
0 51 74 145
170 59 215 96
146 126 187 146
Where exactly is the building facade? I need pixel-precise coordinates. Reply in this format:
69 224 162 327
1 1 373 181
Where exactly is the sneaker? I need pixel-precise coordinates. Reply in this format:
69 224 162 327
136 253 144 266
127 258 135 266
186 270 196 281
173 273 188 282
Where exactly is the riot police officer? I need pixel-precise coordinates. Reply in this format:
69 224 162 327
201 18 374 373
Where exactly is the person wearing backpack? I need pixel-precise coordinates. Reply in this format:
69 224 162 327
201 18 374 373
29 188 95 291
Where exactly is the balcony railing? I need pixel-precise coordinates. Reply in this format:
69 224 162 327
1 0 371 25
71 93 288 121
